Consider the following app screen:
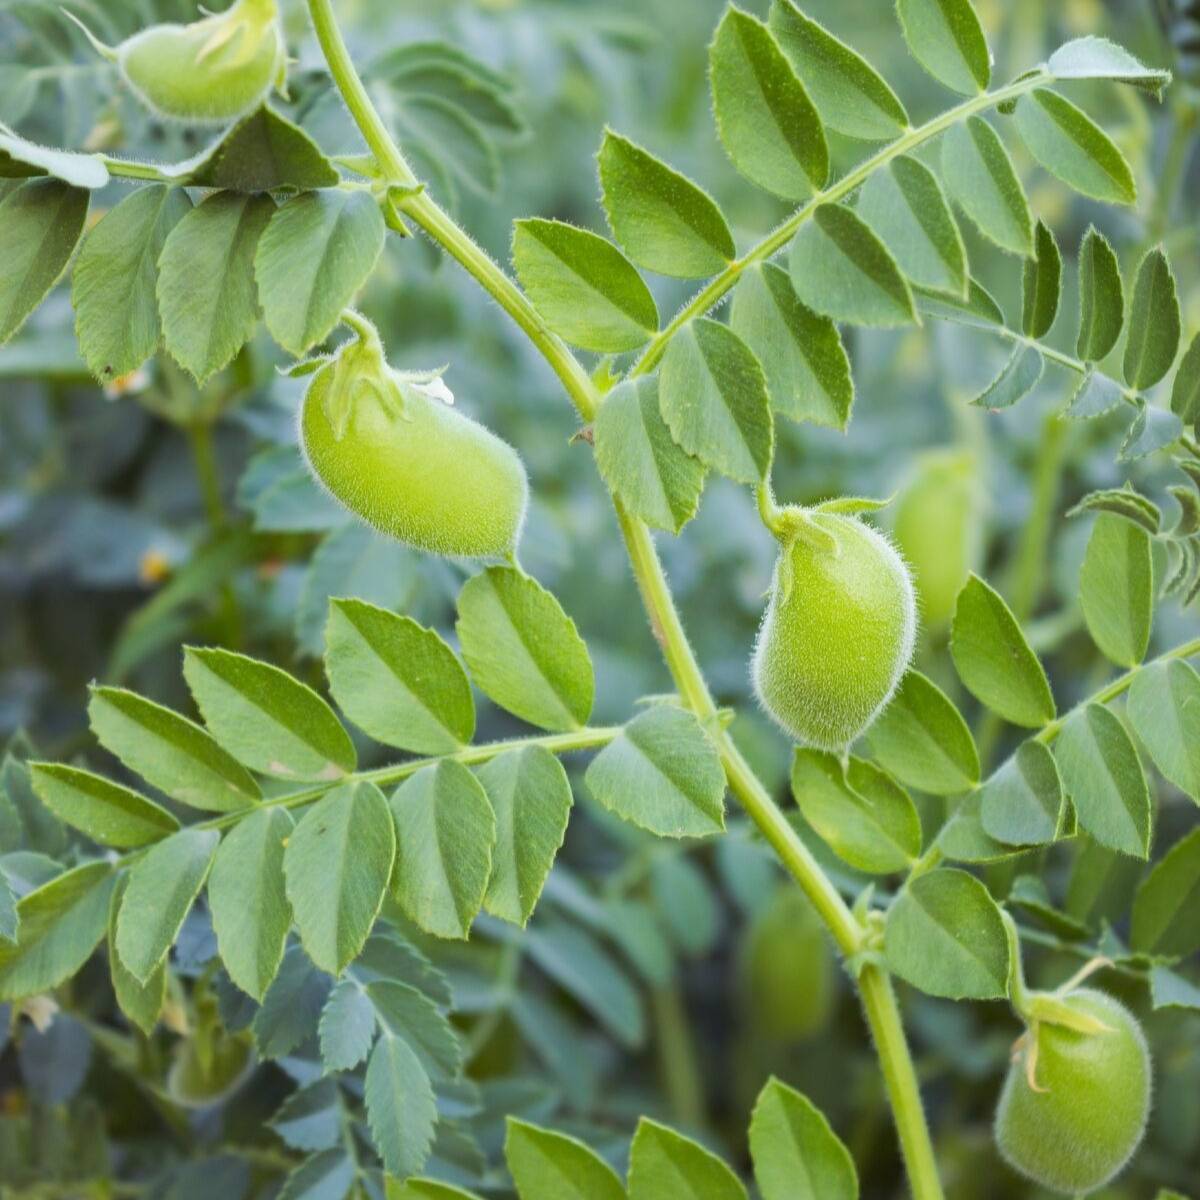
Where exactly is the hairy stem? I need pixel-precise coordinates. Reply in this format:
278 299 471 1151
306 3 943 1193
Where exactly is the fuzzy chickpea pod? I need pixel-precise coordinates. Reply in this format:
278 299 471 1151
300 319 529 560
71 0 286 124
751 507 917 752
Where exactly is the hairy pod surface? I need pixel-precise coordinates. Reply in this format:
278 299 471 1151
994 988 1151 1195
891 447 982 629
300 347 528 559
751 511 916 751
117 0 285 123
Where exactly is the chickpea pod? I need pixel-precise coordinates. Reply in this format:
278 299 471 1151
300 318 529 559
751 507 917 751
995 986 1151 1195
70 0 286 124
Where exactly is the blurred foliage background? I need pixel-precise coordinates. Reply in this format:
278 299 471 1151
0 0 1198 1196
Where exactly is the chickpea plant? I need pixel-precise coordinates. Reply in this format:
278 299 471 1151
0 0 1199 1197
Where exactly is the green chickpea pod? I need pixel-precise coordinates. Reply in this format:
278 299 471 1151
891 447 983 630
300 316 529 559
69 0 286 124
995 986 1151 1194
751 506 917 751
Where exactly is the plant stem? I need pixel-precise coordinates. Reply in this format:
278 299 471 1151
114 726 621 867
859 967 944 1198
651 982 707 1131
305 4 943 1194
187 420 226 528
628 71 1048 379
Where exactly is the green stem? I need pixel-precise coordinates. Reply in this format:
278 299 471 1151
305 5 942 1194
651 982 707 1130
187 421 226 528
859 967 944 1200
628 71 1048 379
115 726 621 867
1033 636 1200 745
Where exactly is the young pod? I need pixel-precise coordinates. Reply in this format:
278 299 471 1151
751 510 916 751
76 0 286 124
300 330 529 559
994 987 1152 1195
891 447 983 630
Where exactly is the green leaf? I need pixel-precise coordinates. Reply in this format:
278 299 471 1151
71 185 191 381
326 599 474 755
1013 88 1136 205
522 914 645 1046
1065 369 1125 419
896 0 990 94
1021 220 1062 339
658 318 773 484
1047 37 1172 99
0 873 15 945
209 806 293 1000
184 646 357 781
598 130 735 278
1132 827 1200 958
1173 333 1200 429
115 828 220 983
285 781 396 975
628 1117 746 1200
505 1118 625 1200
585 706 726 838
388 1181 484 1200
478 746 572 927
278 1149 354 1200
319 979 377 1073
768 0 907 140
28 764 179 848
1079 513 1153 667
748 1077 858 1200
0 179 89 345
88 685 261 813
979 740 1065 845
971 345 1044 410
456 566 594 733
941 117 1033 256
593 376 706 534
254 945 333 1059
951 574 1056 727
0 128 108 188
857 155 966 297
936 791 1021 864
729 262 853 430
1127 660 1200 800
366 978 460 1078
158 191 274 383
709 7 828 201
108 874 164 1035
866 671 980 795
390 760 495 939
271 1079 342 1152
1076 225 1124 363
184 106 340 192
1120 402 1183 462
789 203 915 327
364 1033 437 1179
1053 703 1151 858
512 218 658 353
1123 247 1181 390
1067 485 1160 534
914 277 1004 328
885 868 1010 999
0 862 116 1001
790 750 921 873
255 189 386 355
